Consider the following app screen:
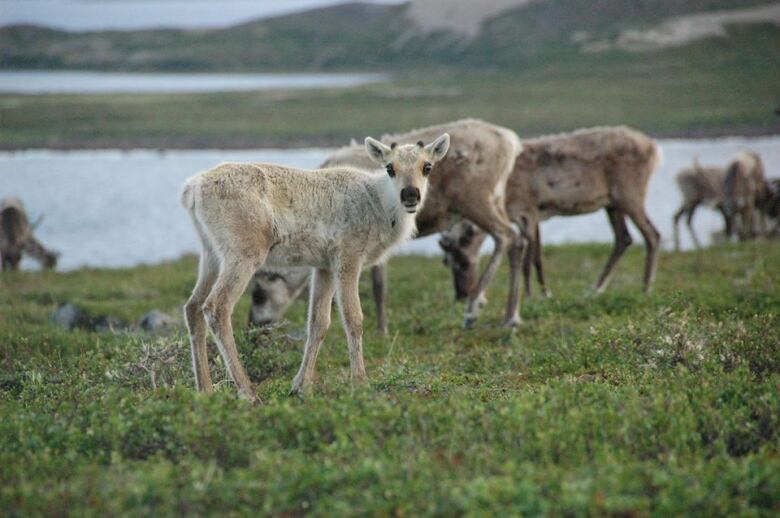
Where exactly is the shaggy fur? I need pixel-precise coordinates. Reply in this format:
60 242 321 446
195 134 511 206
249 118 522 331
182 135 449 401
440 126 661 326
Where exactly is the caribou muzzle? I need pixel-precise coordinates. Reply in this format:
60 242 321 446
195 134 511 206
400 186 421 213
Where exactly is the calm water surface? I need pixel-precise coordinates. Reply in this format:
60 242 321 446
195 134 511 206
1 136 779 271
0 71 387 94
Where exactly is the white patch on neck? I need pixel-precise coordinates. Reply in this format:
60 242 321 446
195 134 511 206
369 173 418 263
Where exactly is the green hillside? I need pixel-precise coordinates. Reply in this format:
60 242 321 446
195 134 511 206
1 0 777 71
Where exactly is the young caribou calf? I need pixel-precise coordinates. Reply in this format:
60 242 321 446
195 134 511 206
182 134 450 401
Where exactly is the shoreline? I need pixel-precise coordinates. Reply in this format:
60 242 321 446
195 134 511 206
1 125 778 152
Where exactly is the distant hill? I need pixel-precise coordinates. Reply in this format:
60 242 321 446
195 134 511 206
1 0 778 71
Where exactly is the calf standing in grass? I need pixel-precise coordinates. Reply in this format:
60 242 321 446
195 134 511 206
182 134 450 401
440 127 661 326
672 158 728 250
0 197 58 271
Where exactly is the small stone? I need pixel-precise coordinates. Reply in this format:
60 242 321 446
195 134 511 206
138 310 178 331
52 303 87 330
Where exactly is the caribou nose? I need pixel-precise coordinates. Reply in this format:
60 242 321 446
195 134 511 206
400 186 420 206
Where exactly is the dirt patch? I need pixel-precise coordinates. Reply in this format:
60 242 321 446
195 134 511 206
583 3 780 52
406 0 534 39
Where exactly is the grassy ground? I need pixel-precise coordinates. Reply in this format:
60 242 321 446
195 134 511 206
1 242 779 515
2 25 779 150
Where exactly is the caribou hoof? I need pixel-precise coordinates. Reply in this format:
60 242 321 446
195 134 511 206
463 316 477 329
289 375 311 398
502 316 522 328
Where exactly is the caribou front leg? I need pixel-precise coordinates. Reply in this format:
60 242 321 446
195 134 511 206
291 268 336 395
336 260 367 386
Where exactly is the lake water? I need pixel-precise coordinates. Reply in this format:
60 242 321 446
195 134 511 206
1 136 779 271
0 71 387 95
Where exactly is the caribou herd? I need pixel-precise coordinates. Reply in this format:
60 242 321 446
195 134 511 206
2 119 778 400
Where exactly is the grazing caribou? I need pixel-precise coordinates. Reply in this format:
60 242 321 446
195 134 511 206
182 134 451 401
765 179 780 235
248 119 522 330
440 127 662 326
723 151 771 241
672 158 728 250
0 197 58 271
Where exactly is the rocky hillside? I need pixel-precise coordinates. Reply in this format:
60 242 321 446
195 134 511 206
1 0 778 70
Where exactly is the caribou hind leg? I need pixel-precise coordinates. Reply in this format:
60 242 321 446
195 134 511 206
685 203 702 249
592 207 632 294
184 220 220 393
624 205 661 292
203 257 260 403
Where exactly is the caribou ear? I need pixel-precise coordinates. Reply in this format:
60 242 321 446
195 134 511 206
365 137 392 165
424 133 450 163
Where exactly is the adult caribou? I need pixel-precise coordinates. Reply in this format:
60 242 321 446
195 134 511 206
672 158 728 250
439 126 662 326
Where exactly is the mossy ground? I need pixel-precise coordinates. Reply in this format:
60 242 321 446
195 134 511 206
1 242 779 515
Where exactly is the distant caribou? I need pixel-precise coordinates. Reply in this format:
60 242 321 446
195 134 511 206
723 151 772 240
0 197 58 271
249 119 522 331
672 158 728 250
182 134 451 400
439 126 662 326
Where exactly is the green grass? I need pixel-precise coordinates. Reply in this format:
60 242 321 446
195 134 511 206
1 242 779 515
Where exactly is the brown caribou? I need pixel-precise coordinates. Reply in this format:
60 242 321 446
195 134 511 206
439 126 662 326
672 158 729 250
0 197 58 271
722 151 771 241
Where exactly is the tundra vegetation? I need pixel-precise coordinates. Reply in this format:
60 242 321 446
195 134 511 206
1 242 779 515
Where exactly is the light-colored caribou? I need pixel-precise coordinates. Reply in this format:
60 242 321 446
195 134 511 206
248 119 522 331
672 158 728 250
182 134 451 401
722 151 772 240
439 126 662 325
0 197 58 271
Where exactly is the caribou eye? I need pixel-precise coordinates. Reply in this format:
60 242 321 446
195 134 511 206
422 162 432 176
386 163 395 177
